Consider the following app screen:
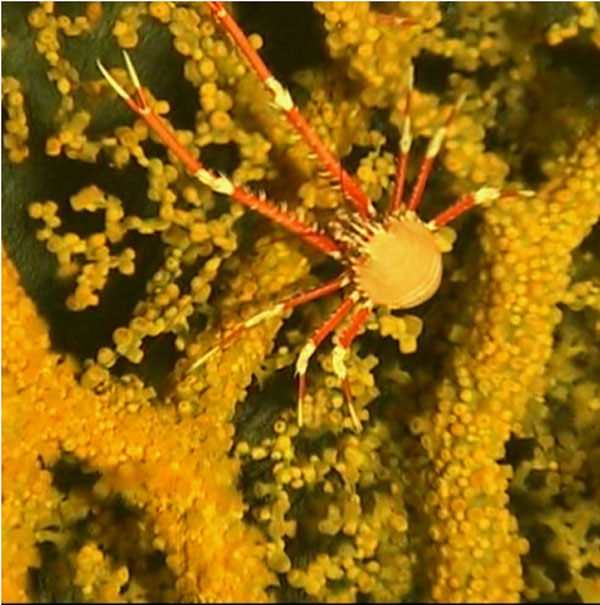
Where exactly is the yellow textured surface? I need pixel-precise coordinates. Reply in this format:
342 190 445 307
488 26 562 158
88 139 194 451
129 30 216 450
416 129 600 602
2 2 600 602
2 248 275 602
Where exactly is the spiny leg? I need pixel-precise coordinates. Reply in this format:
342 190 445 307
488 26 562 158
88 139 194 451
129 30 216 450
389 65 414 216
331 304 373 432
406 93 466 215
295 292 359 427
378 4 419 216
186 275 349 374
374 13 418 27
427 187 534 229
427 187 498 229
206 1 375 219
97 53 342 258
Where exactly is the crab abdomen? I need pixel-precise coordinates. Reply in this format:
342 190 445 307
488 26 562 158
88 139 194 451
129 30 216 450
354 217 443 309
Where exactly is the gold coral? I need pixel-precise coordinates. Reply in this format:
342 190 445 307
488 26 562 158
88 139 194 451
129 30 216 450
2 247 276 602
2 1 600 602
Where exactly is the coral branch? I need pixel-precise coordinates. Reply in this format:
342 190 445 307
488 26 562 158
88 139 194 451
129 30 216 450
417 127 600 602
1 247 276 602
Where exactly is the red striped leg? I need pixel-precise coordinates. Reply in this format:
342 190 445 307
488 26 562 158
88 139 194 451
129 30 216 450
186 275 348 374
332 304 372 432
374 14 418 27
295 291 359 427
206 1 374 219
97 53 342 258
389 65 414 216
407 95 466 214
428 188 534 229
427 187 502 229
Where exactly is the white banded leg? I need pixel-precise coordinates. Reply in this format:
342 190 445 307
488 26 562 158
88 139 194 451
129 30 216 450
331 303 373 432
294 293 359 427
186 276 348 375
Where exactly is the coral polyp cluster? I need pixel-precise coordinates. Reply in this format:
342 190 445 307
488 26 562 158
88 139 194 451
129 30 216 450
2 247 274 602
2 2 600 603
416 129 600 602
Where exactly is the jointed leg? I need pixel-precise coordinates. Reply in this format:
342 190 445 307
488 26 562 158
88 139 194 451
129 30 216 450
97 53 342 258
407 94 466 215
375 13 418 27
295 292 359 427
426 186 536 229
428 187 535 229
427 188 494 229
389 65 414 216
186 274 349 374
331 304 372 432
206 1 375 219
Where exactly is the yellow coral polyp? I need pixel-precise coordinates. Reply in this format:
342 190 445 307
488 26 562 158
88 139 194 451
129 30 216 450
149 1 171 23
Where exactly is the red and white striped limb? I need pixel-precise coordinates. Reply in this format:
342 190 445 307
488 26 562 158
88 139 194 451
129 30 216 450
407 94 466 215
331 303 373 431
389 65 414 216
206 1 375 219
185 274 349 374
295 291 359 427
374 13 418 27
97 53 342 258
427 186 502 229
428 187 534 229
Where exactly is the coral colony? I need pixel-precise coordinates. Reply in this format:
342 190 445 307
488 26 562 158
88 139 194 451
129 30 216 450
3 2 600 602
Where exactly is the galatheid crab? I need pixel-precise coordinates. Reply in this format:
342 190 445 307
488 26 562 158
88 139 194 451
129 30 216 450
98 1 522 431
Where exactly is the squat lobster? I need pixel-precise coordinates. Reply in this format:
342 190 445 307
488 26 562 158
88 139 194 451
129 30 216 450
98 1 514 431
